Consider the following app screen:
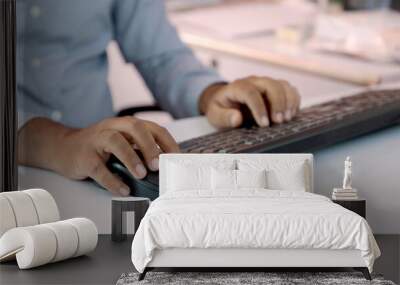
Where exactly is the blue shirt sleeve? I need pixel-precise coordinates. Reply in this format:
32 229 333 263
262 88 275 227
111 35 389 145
112 0 224 118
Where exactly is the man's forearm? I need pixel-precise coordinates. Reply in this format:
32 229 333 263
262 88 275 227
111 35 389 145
18 118 75 173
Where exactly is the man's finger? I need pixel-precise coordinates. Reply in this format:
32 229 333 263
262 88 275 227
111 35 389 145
207 102 243 128
279 80 297 121
125 120 161 171
145 121 181 153
227 82 269 127
247 76 287 124
108 118 161 171
88 157 130 196
98 129 147 179
290 85 301 116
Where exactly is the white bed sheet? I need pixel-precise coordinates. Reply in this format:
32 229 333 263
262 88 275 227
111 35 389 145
131 190 380 273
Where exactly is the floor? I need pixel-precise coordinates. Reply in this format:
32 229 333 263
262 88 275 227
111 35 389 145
374 235 400 284
0 236 134 285
0 235 398 285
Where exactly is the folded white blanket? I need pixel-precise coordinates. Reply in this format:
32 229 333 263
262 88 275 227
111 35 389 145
131 190 380 273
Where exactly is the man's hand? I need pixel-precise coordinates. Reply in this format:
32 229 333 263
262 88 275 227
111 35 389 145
200 76 301 128
18 117 179 196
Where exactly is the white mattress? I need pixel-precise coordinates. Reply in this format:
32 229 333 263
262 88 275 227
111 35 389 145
131 190 380 273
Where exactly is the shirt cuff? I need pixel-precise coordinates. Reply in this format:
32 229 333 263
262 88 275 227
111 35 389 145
180 73 225 118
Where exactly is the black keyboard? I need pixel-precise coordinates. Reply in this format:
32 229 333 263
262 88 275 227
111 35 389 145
108 89 400 199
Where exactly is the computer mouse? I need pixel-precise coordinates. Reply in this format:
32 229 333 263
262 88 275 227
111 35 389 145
106 155 159 200
240 104 258 128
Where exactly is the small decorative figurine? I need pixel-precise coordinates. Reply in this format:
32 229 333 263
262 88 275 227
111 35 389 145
342 156 352 190
332 156 358 200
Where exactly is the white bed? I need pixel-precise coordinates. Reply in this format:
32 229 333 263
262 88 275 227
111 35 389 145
131 154 380 280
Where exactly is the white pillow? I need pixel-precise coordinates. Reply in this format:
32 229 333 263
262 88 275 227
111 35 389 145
238 159 309 191
211 169 267 190
211 168 236 190
236 169 267 189
167 162 211 191
166 159 236 192
267 164 307 191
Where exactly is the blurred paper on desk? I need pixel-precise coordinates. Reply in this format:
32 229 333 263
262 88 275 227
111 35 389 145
170 0 316 39
241 35 400 85
166 0 222 12
171 0 400 85
307 10 400 62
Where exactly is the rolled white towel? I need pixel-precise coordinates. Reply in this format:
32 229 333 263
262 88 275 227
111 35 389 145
0 191 40 227
0 225 57 268
42 221 79 262
0 189 60 237
24 189 60 224
0 218 98 269
64 218 98 257
0 196 17 237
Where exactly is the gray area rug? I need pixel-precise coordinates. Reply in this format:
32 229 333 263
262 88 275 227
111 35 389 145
117 272 396 285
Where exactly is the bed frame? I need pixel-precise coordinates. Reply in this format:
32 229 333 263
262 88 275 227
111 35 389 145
138 154 372 281
140 248 371 280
